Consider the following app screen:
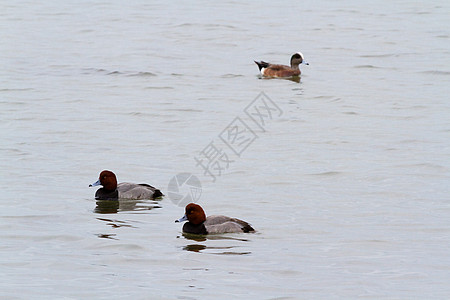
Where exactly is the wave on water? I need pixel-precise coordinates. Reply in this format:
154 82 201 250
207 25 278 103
420 70 450 76
81 68 157 77
308 171 343 176
354 65 379 69
220 74 245 78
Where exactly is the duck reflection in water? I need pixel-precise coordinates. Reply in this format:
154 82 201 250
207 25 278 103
179 232 252 255
181 242 251 255
260 75 300 83
183 244 207 252
94 199 161 214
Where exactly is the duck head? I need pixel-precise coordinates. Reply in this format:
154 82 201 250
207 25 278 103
175 203 206 225
89 170 118 192
290 52 309 68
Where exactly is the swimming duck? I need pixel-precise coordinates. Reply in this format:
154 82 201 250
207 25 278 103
175 203 255 234
89 170 163 200
254 52 308 78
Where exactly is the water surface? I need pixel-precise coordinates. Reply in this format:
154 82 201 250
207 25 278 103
1 1 449 299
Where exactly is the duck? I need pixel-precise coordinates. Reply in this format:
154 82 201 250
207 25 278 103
175 203 255 234
254 52 308 78
89 170 163 200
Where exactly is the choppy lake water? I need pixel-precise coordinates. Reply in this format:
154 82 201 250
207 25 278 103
1 1 450 299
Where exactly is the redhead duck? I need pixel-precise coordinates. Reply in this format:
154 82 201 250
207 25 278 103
175 203 255 234
89 170 163 200
254 52 308 78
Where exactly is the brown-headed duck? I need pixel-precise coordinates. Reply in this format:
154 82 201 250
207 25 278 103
175 203 255 234
254 52 308 78
89 170 163 200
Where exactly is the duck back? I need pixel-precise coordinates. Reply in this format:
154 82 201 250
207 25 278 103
205 215 255 233
117 182 163 200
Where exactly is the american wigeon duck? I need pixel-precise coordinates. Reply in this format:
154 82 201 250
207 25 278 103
254 52 308 78
175 203 255 234
89 170 163 200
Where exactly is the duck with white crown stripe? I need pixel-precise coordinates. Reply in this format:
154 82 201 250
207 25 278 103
254 52 308 78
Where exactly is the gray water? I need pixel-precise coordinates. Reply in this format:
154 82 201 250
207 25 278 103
1 1 450 299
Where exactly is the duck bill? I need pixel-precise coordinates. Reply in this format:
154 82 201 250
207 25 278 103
302 61 309 65
89 179 101 187
175 214 188 223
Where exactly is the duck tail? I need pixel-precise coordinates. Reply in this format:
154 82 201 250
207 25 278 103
254 60 269 71
139 183 164 198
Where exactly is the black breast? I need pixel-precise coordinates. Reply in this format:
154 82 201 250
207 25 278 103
182 222 208 235
95 188 119 200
